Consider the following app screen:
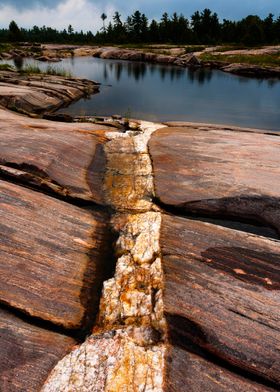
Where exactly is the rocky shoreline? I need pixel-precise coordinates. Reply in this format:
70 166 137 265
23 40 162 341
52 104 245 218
90 46 280 78
0 70 99 116
1 43 280 78
0 74 279 391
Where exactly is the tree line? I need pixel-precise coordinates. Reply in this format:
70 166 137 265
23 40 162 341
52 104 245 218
2 9 280 46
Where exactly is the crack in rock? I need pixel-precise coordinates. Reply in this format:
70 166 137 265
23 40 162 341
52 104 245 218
41 121 167 391
96 213 166 335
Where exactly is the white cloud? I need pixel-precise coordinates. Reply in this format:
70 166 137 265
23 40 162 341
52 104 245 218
0 0 279 31
0 0 116 32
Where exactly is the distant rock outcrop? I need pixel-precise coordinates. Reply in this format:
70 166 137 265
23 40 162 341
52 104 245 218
221 63 280 77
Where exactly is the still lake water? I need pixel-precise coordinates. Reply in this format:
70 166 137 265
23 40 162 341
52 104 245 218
5 56 280 130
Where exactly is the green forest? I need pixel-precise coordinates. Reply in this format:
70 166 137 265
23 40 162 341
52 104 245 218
2 9 280 46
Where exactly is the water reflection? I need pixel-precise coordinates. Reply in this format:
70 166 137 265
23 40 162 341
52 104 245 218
268 79 278 87
74 57 280 130
157 65 185 81
101 60 215 83
238 77 250 84
187 68 213 84
237 75 279 89
102 60 278 87
169 67 185 81
101 60 215 84
103 61 148 82
159 66 167 81
1 56 279 130
128 62 147 81
103 65 108 80
13 56 23 71
69 55 75 66
256 78 279 88
115 62 123 81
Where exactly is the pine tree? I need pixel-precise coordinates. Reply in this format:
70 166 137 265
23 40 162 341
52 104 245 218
101 13 107 31
8 20 22 42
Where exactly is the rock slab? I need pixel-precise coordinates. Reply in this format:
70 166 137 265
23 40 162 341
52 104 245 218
0 308 75 392
0 108 111 203
0 71 99 114
161 214 280 386
149 125 280 233
0 180 109 329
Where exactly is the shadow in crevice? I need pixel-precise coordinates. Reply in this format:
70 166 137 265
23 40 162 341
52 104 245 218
153 196 280 240
0 161 108 212
0 301 78 340
79 214 117 339
86 142 108 207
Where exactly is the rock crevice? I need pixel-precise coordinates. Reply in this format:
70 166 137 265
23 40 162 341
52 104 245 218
41 122 168 391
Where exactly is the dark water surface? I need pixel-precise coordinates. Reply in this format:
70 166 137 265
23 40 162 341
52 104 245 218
6 56 280 130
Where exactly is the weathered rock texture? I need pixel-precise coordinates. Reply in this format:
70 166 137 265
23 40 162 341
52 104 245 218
0 108 111 202
92 47 197 67
41 44 99 60
104 121 162 211
97 212 164 333
221 63 280 78
165 345 275 392
149 124 280 234
41 328 165 392
0 179 110 329
0 307 75 392
0 71 99 115
0 80 279 391
161 214 280 385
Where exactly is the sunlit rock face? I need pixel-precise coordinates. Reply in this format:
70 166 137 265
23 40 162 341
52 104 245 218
41 329 165 392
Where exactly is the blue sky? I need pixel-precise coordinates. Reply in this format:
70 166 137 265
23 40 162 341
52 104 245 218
0 0 279 31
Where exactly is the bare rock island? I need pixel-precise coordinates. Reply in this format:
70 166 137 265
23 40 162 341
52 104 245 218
0 74 279 391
